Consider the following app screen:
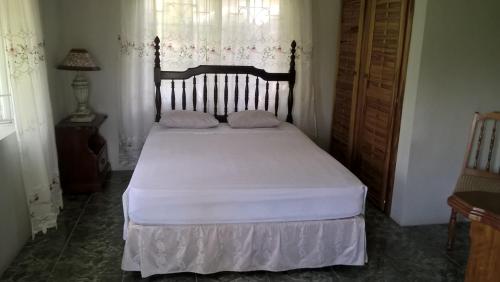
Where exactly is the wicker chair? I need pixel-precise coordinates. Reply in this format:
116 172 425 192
447 112 500 250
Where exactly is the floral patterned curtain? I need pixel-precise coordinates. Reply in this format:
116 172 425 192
0 0 62 236
119 0 314 169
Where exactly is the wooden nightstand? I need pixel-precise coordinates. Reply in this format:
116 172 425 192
55 114 110 193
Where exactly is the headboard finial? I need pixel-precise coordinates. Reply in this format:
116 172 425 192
154 36 162 122
154 36 161 69
286 40 297 123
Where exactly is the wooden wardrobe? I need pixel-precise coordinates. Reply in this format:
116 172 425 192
331 0 414 212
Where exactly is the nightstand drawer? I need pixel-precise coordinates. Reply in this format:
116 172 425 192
97 145 108 172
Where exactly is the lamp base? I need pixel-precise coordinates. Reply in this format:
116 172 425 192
70 113 96 123
70 72 95 123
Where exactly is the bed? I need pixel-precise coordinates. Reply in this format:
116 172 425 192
122 37 367 277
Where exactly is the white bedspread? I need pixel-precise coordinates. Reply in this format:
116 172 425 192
123 123 366 235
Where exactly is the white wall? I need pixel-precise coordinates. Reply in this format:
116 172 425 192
0 133 31 274
390 0 428 225
391 0 500 225
312 0 341 150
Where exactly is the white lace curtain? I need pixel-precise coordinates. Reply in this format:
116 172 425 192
0 0 62 236
119 0 314 168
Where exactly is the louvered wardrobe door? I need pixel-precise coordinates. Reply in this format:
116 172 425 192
330 0 366 166
352 0 411 210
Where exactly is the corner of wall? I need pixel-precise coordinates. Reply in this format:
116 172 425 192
390 0 428 225
311 0 342 151
39 0 65 123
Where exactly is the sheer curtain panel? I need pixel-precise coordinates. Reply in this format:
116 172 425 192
119 0 314 168
0 0 62 236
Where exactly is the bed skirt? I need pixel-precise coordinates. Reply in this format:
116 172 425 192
122 216 367 277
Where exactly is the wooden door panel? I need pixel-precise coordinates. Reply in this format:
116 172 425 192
353 0 409 209
331 0 366 166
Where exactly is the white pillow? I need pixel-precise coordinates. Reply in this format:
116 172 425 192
160 110 219 128
227 110 281 128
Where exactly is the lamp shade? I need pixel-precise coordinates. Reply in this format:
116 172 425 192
57 49 100 71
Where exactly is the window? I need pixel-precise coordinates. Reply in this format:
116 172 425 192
0 39 13 124
150 0 287 70
0 94 12 124
154 0 279 29
225 0 280 25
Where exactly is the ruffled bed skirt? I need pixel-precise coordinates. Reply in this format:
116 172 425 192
122 216 367 277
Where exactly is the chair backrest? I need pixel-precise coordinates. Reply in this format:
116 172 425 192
461 112 500 180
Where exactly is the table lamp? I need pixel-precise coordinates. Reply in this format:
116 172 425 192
57 49 100 122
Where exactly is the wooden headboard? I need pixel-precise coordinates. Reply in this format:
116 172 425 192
153 36 297 123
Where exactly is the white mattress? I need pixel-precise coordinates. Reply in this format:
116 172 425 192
123 123 366 228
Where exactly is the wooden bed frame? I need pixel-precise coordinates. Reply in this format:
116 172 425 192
123 39 369 275
153 36 297 123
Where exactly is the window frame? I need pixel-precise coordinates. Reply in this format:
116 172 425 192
0 93 14 124
0 36 14 125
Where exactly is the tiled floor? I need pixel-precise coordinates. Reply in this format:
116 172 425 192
1 171 469 282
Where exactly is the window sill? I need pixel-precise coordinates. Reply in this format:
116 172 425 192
0 123 15 141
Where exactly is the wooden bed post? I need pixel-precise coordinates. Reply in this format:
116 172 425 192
154 36 162 122
286 40 296 123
